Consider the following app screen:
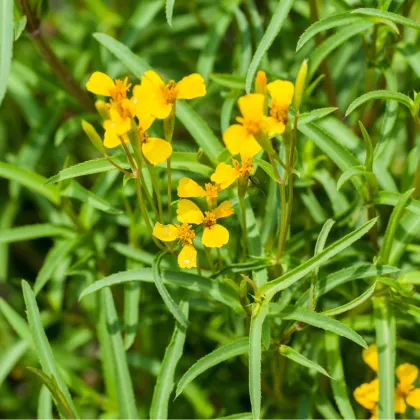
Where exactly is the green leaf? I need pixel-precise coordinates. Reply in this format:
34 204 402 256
0 224 75 244
38 385 53 420
102 288 137 419
296 12 368 52
176 102 223 163
373 298 396 420
150 301 189 420
374 190 420 216
295 107 338 125
22 280 79 418
245 0 295 93
309 22 373 78
14 15 27 41
254 158 277 183
249 303 269 420
124 282 141 350
0 162 60 205
337 166 377 191
93 32 149 76
153 252 189 329
377 188 414 265
279 344 332 378
78 268 243 313
346 90 414 116
34 237 81 295
218 413 252 420
176 338 248 398
0 340 28 387
260 218 377 299
165 0 175 26
0 0 13 105
0 298 32 345
61 181 123 214
322 281 377 316
210 74 246 90
325 332 356 419
27 367 76 419
352 8 420 30
269 305 367 347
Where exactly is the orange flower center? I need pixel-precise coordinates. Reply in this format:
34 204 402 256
163 80 178 104
236 117 261 135
176 223 195 245
111 100 134 120
205 183 220 199
138 127 148 144
233 158 254 178
110 78 131 102
270 101 288 124
203 212 216 229
397 381 414 397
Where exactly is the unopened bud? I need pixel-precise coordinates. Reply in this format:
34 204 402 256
95 100 110 119
294 59 308 111
81 120 104 152
255 70 267 95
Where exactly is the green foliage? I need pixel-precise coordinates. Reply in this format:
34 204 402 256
1 1 420 419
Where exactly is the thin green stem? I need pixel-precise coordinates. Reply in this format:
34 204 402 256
164 105 176 223
204 247 215 273
146 162 164 223
167 159 173 223
239 190 248 261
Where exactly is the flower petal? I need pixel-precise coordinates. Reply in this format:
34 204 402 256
363 344 379 372
406 388 420 409
177 177 206 197
103 123 121 149
223 124 261 158
267 80 294 106
353 379 379 410
265 116 286 136
177 199 204 224
394 392 407 414
132 86 155 131
142 137 173 165
86 71 115 96
202 224 229 248
238 93 265 120
211 163 238 189
178 244 197 268
396 363 419 386
214 200 234 219
140 70 172 119
152 222 178 242
176 73 206 100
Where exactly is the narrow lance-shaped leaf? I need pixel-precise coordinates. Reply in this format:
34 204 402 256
150 301 189 420
279 344 332 379
176 338 249 398
0 0 13 105
351 8 420 30
165 0 175 26
245 0 294 93
261 218 377 299
22 280 79 419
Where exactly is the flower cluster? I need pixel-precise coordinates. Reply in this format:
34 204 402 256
85 70 206 164
222 71 294 159
354 345 420 418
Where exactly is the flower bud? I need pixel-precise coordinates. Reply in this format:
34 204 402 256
95 100 110 119
255 70 267 95
294 59 308 111
81 120 104 152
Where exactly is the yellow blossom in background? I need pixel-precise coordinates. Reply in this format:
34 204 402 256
267 79 294 134
137 70 206 119
363 344 379 372
211 158 254 189
394 363 420 413
86 72 131 102
176 199 234 248
353 379 379 419
152 222 197 268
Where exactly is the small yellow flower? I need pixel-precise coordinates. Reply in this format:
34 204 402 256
86 72 131 102
102 101 134 148
267 80 294 134
177 177 225 209
176 199 234 248
137 70 206 119
394 363 420 413
152 222 197 268
353 379 379 419
211 158 254 189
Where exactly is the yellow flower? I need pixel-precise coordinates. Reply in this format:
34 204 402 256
86 72 131 102
363 344 379 372
102 102 133 148
177 177 222 209
137 70 206 119
176 199 234 248
394 363 420 413
211 158 254 189
267 79 294 134
152 222 197 269
353 379 379 418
